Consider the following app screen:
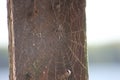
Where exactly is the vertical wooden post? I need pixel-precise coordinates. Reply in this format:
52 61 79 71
8 0 88 80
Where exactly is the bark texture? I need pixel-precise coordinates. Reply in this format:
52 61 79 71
7 0 88 80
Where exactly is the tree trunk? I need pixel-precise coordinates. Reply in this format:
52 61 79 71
7 0 88 80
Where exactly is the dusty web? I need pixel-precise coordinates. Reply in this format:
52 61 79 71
29 0 86 80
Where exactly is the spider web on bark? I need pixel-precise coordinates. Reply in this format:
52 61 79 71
24 0 87 80
35 0 87 80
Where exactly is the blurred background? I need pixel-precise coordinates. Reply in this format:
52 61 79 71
0 0 120 80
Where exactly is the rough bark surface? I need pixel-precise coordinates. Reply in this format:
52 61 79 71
8 0 88 80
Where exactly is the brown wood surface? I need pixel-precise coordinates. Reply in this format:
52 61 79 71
7 0 88 80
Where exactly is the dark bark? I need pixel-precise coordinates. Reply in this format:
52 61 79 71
7 0 88 80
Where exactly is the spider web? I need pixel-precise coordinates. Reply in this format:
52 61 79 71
35 0 87 80
20 0 87 80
